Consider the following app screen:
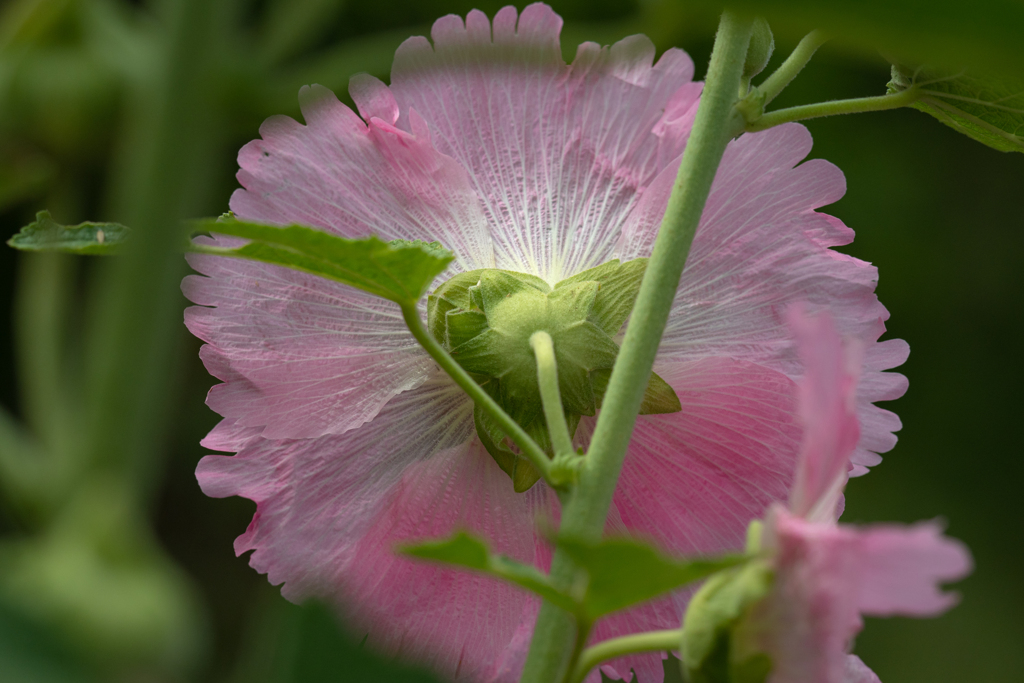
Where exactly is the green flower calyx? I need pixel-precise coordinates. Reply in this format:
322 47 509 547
427 259 681 492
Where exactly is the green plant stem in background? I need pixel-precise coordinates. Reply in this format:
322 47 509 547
80 0 216 492
529 331 574 457
756 29 829 106
568 629 683 683
14 253 72 460
401 305 555 486
746 87 922 131
519 11 754 683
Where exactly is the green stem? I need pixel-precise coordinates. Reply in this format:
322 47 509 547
757 29 829 106
568 629 682 683
746 87 922 132
519 11 754 683
401 304 554 485
561 620 593 683
529 331 574 457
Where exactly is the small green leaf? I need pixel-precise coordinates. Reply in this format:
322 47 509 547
889 64 1024 153
190 216 454 305
558 537 745 620
400 531 578 614
7 211 129 254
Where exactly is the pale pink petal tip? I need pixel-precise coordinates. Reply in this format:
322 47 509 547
843 655 881 683
786 305 863 521
856 520 973 617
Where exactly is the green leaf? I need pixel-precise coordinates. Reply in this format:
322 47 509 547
558 537 745 620
7 211 129 255
191 216 454 305
400 532 578 614
889 65 1024 153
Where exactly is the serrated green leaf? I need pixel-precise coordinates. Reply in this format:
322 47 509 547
190 216 454 305
889 65 1024 153
7 211 129 254
558 537 744 620
400 531 577 614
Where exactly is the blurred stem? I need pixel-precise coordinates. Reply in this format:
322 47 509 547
567 629 682 683
14 252 72 454
519 11 753 682
400 304 556 486
757 29 829 106
529 331 574 458
746 87 922 131
81 0 215 492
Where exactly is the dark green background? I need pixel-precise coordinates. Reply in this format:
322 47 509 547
1 1 1021 681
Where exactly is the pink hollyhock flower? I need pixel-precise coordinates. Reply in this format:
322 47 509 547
184 4 907 681
737 309 971 683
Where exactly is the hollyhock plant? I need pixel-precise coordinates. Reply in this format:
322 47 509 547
184 4 908 681
679 309 971 683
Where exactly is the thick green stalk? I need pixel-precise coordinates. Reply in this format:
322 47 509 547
530 331 575 457
401 305 554 484
519 12 754 682
746 87 922 131
568 629 682 683
757 29 829 106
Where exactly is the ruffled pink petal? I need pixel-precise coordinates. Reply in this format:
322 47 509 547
786 307 862 522
755 509 867 683
754 509 971 683
230 83 494 272
344 439 554 680
195 371 476 598
388 4 699 282
854 521 972 616
618 123 906 476
184 234 435 439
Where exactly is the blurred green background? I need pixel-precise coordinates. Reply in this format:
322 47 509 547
0 1 1021 682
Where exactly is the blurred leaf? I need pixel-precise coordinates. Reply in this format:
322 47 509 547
192 215 454 305
7 211 128 254
558 537 744 620
261 0 348 64
0 477 206 674
705 0 1024 76
400 531 578 614
889 65 1024 153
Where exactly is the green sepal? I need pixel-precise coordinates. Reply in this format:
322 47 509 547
557 536 745 621
591 367 682 415
680 557 774 683
191 215 454 305
7 210 129 255
743 17 775 81
888 64 1024 153
474 401 543 493
399 531 578 614
554 258 648 336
